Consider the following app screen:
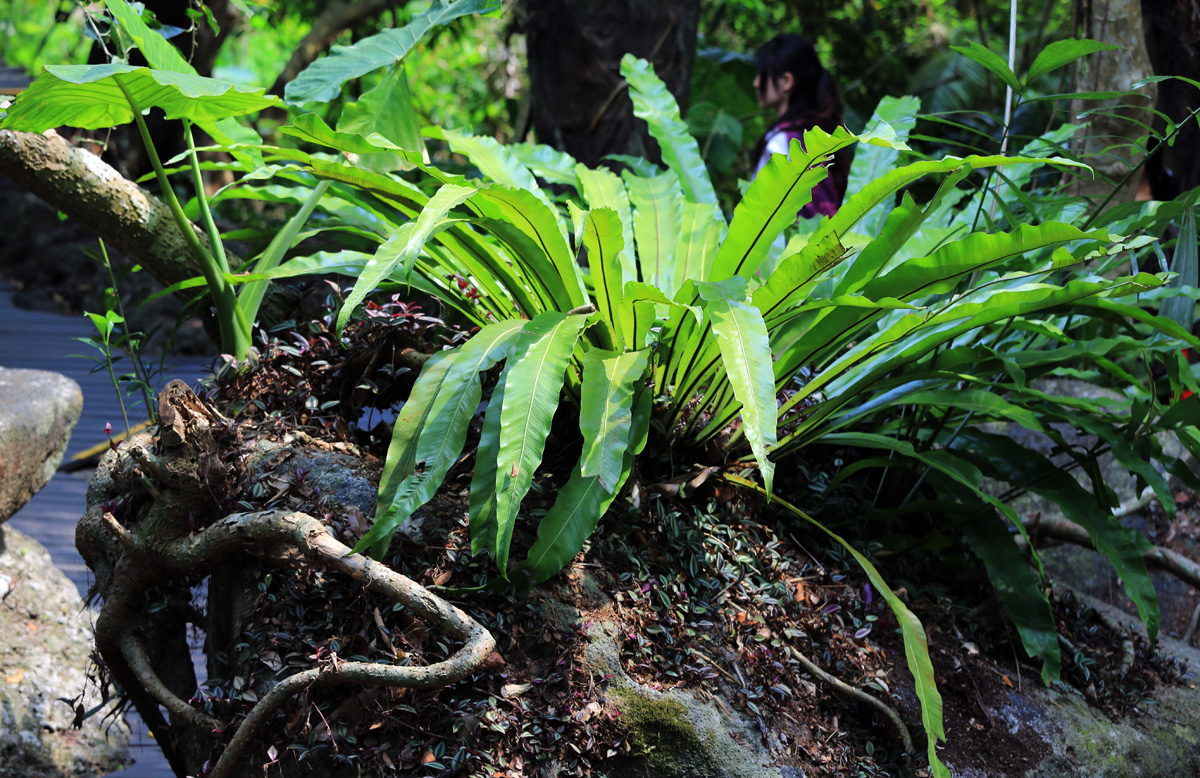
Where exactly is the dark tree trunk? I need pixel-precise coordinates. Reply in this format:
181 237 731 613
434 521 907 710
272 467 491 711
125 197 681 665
1140 0 1200 200
518 0 700 167
1067 0 1157 204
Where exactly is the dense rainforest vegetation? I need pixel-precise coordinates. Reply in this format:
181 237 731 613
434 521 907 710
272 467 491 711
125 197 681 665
3 1 1200 776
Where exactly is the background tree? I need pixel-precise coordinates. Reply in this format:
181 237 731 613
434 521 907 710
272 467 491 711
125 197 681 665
1141 0 1200 200
515 0 700 166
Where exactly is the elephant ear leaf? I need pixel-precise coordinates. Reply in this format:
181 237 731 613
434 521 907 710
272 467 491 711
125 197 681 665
107 0 197 75
0 65 278 132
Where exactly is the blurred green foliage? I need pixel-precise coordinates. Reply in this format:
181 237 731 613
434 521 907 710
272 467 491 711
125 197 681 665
0 0 92 72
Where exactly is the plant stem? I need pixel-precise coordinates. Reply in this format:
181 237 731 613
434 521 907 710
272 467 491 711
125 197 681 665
116 78 251 359
98 239 156 420
183 120 231 276
104 333 133 437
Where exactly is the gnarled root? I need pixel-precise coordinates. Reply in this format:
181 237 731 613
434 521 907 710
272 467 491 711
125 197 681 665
1022 514 1200 591
171 510 495 778
78 381 495 777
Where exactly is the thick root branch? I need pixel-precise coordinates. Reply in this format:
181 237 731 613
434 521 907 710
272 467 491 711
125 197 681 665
79 382 495 777
187 511 496 778
1023 514 1200 591
120 633 223 733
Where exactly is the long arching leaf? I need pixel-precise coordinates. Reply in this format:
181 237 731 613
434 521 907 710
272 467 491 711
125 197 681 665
846 95 921 236
356 320 523 556
577 165 637 284
721 474 948 778
512 142 582 189
513 389 651 587
697 278 776 494
711 127 858 282
676 201 725 287
935 477 1061 684
760 154 1092 321
338 183 476 334
471 186 586 310
579 350 650 492
470 363 511 556
441 129 570 246
1025 39 1122 85
285 0 499 104
953 429 1160 643
621 54 717 205
372 350 457 555
581 207 629 344
624 169 683 293
493 311 595 574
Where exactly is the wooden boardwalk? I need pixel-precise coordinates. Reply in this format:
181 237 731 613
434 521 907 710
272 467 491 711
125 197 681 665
1 280 210 777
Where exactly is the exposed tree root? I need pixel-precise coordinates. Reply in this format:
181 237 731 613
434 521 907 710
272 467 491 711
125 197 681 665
173 510 495 778
77 381 495 777
787 645 915 758
1184 600 1200 646
1022 514 1200 591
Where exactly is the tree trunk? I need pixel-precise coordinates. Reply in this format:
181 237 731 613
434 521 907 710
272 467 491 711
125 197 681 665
0 130 217 290
1140 0 1200 200
518 0 700 167
1068 0 1158 204
0 129 300 340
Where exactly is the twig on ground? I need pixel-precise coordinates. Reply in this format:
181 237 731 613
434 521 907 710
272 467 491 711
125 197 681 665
787 644 915 758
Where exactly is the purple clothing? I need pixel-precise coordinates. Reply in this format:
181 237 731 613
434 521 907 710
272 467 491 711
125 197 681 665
753 120 841 219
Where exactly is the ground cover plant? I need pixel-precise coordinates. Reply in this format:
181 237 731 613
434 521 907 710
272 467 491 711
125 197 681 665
3 2 1200 776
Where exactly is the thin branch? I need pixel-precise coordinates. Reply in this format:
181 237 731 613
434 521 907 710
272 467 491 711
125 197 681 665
788 643 915 757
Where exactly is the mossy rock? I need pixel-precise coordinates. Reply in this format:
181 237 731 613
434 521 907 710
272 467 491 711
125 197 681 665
610 688 716 777
583 622 790 778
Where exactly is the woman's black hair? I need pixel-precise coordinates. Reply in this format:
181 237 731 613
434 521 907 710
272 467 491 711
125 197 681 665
753 33 849 203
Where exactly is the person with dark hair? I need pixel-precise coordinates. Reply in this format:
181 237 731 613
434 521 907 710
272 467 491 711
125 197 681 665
752 33 850 218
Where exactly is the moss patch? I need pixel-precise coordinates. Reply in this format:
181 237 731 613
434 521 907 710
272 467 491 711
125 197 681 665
612 687 714 776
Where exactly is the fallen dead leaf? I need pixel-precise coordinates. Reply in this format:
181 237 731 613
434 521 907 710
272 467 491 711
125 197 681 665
501 682 533 698
5 669 25 684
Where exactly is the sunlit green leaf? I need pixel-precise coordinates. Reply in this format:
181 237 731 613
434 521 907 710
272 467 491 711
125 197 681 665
285 0 500 104
621 54 717 205
0 64 278 132
492 311 594 574
579 350 649 492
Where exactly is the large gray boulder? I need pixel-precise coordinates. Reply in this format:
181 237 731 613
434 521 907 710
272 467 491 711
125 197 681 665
0 523 130 776
0 368 82 523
